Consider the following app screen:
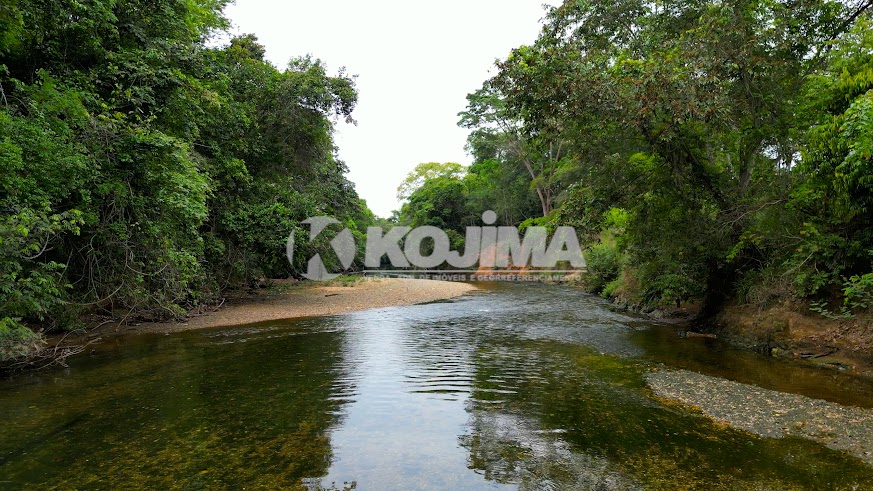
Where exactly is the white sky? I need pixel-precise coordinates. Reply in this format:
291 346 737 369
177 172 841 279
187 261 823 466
224 0 557 217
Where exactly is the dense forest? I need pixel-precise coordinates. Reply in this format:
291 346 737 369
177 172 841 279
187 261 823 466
0 0 372 361
399 0 872 325
2 0 872 363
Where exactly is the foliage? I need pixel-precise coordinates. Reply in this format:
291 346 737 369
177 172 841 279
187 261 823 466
0 1 370 360
584 243 620 295
789 15 873 306
0 316 43 362
398 166 471 231
811 273 873 319
396 162 465 202
449 0 873 314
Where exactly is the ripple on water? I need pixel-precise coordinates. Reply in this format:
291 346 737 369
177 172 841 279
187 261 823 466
2 283 873 490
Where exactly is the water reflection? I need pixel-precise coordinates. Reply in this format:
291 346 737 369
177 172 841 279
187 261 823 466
320 308 502 490
323 285 873 489
630 325 873 408
1 283 872 490
0 319 355 488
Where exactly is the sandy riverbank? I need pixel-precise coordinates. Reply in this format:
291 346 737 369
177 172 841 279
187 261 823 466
134 278 477 334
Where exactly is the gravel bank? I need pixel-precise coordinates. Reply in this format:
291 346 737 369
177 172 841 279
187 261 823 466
646 370 873 465
137 278 477 334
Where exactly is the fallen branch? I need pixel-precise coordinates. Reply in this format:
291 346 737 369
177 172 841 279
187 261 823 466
7 330 101 371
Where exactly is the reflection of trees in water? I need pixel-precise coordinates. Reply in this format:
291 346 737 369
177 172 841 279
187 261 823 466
461 410 640 490
0 317 359 490
387 314 641 488
460 341 641 490
460 339 873 490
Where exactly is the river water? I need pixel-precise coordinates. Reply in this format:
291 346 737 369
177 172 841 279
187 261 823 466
1 283 872 490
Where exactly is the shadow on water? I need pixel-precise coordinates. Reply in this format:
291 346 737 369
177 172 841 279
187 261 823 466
1 283 871 489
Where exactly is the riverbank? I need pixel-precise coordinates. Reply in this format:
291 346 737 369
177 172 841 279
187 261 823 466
711 302 873 376
1 277 477 371
647 370 873 466
599 289 873 377
133 277 477 334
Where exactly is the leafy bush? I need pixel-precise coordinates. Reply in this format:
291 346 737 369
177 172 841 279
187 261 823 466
0 317 44 362
734 267 795 309
843 273 873 311
584 243 620 294
0 209 81 348
602 277 622 299
811 273 873 319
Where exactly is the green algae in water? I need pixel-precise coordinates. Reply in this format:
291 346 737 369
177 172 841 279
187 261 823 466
1 285 871 490
464 340 873 490
0 324 347 490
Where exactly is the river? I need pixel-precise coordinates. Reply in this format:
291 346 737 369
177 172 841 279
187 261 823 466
1 283 872 489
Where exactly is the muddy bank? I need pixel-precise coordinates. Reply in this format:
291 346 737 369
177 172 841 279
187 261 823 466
711 303 873 377
647 369 873 466
132 278 477 334
597 287 873 377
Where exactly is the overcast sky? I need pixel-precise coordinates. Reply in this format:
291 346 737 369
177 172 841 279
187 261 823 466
224 1 557 217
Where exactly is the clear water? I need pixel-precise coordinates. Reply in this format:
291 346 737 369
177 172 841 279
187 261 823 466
1 283 872 490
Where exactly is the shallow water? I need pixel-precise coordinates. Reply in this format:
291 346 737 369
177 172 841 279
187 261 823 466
1 283 872 490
